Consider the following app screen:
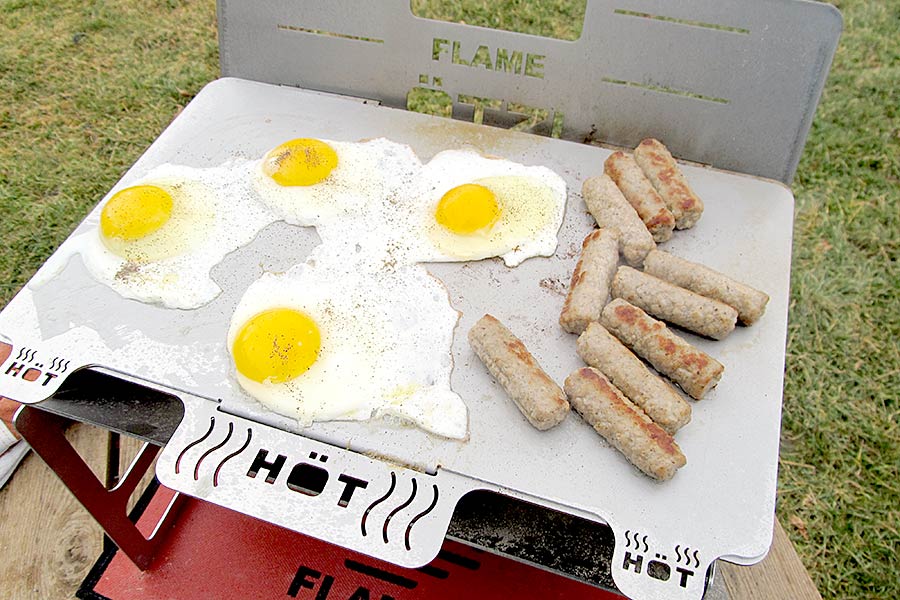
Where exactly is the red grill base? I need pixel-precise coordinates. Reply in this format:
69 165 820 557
78 482 624 600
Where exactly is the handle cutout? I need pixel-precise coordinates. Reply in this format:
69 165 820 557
409 0 588 41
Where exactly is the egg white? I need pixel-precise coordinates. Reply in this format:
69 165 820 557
75 162 279 309
251 138 421 245
391 149 568 267
227 243 467 439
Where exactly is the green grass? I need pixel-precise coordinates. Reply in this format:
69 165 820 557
0 0 218 297
1 1 898 598
781 1 900 595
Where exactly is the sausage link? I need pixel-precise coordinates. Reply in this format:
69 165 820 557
612 266 738 340
633 139 704 229
564 367 686 481
643 250 769 325
560 228 619 334
581 174 655 267
600 299 724 400
604 152 674 242
469 314 569 430
577 322 691 433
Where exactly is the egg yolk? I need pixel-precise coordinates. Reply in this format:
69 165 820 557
232 308 322 384
262 138 338 186
100 185 174 241
435 183 500 235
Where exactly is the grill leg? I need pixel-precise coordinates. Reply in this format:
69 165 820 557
14 404 184 570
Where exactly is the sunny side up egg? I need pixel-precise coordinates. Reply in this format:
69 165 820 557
251 137 421 243
226 245 468 440
394 149 568 267
74 162 278 309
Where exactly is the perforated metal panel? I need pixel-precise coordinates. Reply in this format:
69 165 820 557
218 0 841 183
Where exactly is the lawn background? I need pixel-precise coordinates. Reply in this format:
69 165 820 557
1 1 897 598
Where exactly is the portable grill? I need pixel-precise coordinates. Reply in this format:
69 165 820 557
2 2 840 599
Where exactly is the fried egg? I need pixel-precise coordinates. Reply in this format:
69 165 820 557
395 149 567 267
76 162 278 309
227 245 467 439
251 137 421 243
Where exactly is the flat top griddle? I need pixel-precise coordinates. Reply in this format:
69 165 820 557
0 78 792 600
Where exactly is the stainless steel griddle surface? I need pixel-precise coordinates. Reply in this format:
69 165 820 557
3 77 792 571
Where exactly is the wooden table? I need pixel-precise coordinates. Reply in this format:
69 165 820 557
0 424 821 599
